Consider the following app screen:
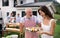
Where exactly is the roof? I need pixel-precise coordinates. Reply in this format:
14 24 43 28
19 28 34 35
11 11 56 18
16 2 53 7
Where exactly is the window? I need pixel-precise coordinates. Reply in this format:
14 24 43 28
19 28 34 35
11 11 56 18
20 1 23 4
7 12 9 16
22 11 26 17
22 11 37 17
14 0 17 7
33 11 37 16
34 0 39 2
2 0 9 6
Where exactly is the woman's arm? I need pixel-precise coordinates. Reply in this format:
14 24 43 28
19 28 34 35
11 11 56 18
41 20 56 36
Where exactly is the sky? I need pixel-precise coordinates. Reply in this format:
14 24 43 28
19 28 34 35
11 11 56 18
56 0 60 3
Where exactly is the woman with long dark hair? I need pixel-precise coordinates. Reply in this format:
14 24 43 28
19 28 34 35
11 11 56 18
38 6 56 38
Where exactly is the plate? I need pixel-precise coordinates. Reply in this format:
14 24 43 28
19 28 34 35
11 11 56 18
25 27 39 32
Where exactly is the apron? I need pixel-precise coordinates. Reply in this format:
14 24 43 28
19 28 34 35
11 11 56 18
24 17 38 38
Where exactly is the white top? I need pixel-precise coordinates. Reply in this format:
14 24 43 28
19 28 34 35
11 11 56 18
10 17 15 23
20 15 41 24
41 19 56 38
16 16 21 23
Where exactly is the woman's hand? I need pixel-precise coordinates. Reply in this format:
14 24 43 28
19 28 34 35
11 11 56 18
39 30 44 34
36 30 43 35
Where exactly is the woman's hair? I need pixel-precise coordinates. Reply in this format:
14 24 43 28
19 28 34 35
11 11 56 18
38 6 53 19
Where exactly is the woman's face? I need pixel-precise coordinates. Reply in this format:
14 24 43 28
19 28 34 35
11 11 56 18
39 10 45 18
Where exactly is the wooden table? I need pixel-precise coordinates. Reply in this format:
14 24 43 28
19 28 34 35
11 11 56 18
6 23 20 28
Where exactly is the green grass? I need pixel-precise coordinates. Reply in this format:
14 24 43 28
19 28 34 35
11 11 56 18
55 5 60 14
54 14 60 19
54 14 60 38
54 20 60 38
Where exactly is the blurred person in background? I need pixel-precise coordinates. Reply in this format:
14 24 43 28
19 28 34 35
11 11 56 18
16 13 21 23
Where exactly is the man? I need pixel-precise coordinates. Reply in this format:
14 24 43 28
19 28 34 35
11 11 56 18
20 8 41 38
16 13 21 23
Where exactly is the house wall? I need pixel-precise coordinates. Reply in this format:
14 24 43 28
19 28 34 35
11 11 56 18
0 0 17 19
0 0 35 19
0 0 40 19
16 7 42 21
26 0 34 3
17 0 34 5
16 7 39 17
0 0 56 22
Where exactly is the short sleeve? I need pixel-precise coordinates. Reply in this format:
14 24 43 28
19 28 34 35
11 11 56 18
51 19 56 23
20 17 25 23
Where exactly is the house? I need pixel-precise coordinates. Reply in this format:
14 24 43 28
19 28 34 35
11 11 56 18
0 0 56 19
0 0 56 36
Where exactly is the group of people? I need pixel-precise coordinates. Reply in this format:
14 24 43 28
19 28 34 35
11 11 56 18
5 13 21 23
20 6 56 38
5 6 56 38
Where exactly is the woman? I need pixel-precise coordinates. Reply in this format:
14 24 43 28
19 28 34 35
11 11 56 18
38 6 56 38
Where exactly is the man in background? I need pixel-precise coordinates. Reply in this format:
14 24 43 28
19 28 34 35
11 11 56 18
16 13 21 23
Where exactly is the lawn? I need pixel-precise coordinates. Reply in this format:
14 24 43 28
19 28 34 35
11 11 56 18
54 20 60 38
54 14 60 38
54 14 60 19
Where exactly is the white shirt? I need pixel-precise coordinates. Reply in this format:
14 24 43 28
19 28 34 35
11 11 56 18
10 17 15 23
16 16 21 23
41 19 56 38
